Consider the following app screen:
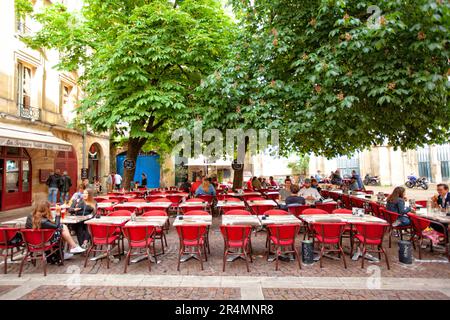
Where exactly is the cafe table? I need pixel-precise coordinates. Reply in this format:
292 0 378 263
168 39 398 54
246 199 278 206
216 200 246 208
414 208 450 225
258 214 301 226
1 214 94 228
299 213 387 224
179 201 208 210
227 192 262 197
221 214 261 226
140 201 172 210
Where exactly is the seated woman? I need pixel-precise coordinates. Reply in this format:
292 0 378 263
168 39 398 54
26 200 85 260
386 186 413 227
69 188 96 249
195 178 216 196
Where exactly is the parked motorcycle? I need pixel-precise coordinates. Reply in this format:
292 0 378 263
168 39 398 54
405 175 429 190
363 174 380 186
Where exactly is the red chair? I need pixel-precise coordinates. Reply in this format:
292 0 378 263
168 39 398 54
220 225 253 272
380 208 413 248
113 206 137 214
84 223 121 269
248 204 276 215
142 210 168 253
220 203 246 214
167 195 184 213
217 195 241 201
320 190 330 199
223 209 252 216
0 228 23 274
183 210 211 253
109 196 128 203
311 222 347 268
287 205 310 217
368 202 382 218
109 210 133 216
302 208 328 215
176 226 208 271
19 229 63 277
265 209 288 215
180 200 207 214
246 196 265 201
329 192 341 202
332 208 352 214
196 195 214 205
341 194 351 209
315 203 337 213
122 225 157 273
352 222 390 269
94 197 110 203
127 199 146 203
150 197 171 203
266 224 301 271
408 213 448 260
415 200 427 208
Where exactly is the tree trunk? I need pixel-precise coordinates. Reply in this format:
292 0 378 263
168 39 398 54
122 138 144 191
109 138 117 173
232 137 249 190
233 166 244 189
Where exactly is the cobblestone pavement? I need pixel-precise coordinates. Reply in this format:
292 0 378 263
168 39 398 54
20 285 240 300
1 216 449 278
1 215 449 300
0 285 18 296
262 288 449 300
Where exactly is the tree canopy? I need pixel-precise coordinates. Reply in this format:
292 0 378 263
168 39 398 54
20 0 236 186
199 0 450 158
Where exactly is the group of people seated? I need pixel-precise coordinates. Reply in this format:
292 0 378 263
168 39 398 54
385 183 449 247
25 186 98 262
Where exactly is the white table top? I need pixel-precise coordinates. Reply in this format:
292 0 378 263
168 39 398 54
221 215 261 226
246 200 278 206
85 216 130 225
173 215 212 226
179 202 208 208
415 208 450 224
140 202 172 209
299 214 387 224
258 214 301 226
97 202 117 209
216 201 246 208
125 216 168 227
1 214 93 227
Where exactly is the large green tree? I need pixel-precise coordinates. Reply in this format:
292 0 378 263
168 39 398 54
200 0 450 161
20 0 235 188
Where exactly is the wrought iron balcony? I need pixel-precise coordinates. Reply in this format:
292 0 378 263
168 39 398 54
16 21 32 35
18 104 41 121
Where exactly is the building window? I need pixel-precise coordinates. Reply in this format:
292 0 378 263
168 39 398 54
17 62 39 120
60 83 73 114
6 160 20 193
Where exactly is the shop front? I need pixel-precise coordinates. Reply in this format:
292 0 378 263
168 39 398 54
0 122 72 211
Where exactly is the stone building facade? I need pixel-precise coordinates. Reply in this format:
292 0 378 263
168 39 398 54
0 0 109 211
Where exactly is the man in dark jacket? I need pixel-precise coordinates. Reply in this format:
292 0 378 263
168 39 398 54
59 171 72 204
46 169 61 205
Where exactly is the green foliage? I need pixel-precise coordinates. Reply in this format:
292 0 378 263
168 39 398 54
200 0 450 158
21 0 236 147
287 154 311 175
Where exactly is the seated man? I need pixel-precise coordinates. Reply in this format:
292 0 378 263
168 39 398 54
279 178 292 201
348 177 359 191
285 184 306 206
433 183 450 209
299 178 322 201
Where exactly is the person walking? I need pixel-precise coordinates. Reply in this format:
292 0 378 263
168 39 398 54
46 169 61 205
113 172 122 190
59 171 72 204
106 173 113 193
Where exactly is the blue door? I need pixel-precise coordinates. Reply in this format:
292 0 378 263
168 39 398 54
116 153 160 188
